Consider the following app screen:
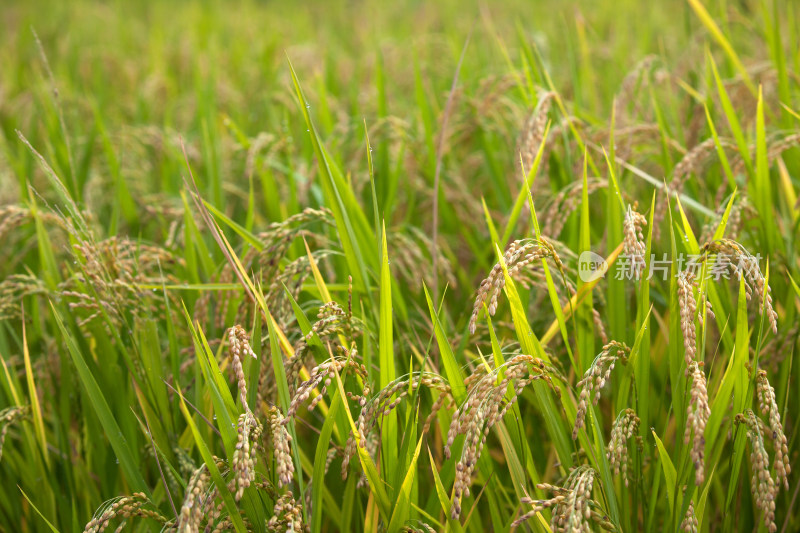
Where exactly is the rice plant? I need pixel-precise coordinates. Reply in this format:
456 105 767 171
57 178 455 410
0 0 799 531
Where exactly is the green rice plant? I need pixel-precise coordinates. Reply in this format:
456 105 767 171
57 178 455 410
0 0 799 532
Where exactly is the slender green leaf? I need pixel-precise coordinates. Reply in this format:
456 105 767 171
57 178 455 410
50 302 149 495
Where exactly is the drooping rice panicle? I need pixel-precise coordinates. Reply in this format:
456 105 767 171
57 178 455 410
341 373 451 480
286 346 369 419
756 369 791 489
654 136 734 239
0 405 29 461
446 355 561 518
613 55 658 123
731 132 800 177
680 499 699 533
701 239 778 334
677 270 699 369
607 408 640 486
572 341 630 439
685 361 710 486
232 412 261 500
228 325 257 412
268 406 295 488
266 492 306 532
177 464 211 533
542 178 608 238
736 410 779 533
83 494 167 533
513 466 613 532
516 91 555 181
469 237 565 335
622 205 647 280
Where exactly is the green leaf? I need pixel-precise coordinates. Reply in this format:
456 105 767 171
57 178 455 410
652 429 677 519
577 158 594 374
689 0 756 95
712 189 738 241
724 277 752 513
667 202 685 435
635 193 655 435
19 488 60 533
178 393 247 533
387 434 425 532
312 393 341 533
703 104 736 190
494 244 573 469
202 199 263 250
754 86 777 254
708 52 753 176
616 305 653 413
379 223 397 460
427 446 463 533
27 190 60 290
50 302 149 496
707 276 749 460
181 304 237 455
481 197 500 247
605 147 628 345
365 121 381 240
501 122 550 246
422 284 466 404
331 366 392 519
21 320 48 468
696 467 714 529
286 57 374 295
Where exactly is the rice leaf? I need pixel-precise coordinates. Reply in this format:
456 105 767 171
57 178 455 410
689 0 756 95
422 284 466 404
652 429 677 519
50 301 149 496
287 57 373 294
387 434 425 532
19 488 60 533
379 222 399 485
177 393 247 533
312 392 341 533
501 123 550 246
22 319 48 467
331 366 392 519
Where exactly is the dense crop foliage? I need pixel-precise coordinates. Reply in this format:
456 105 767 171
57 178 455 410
1 0 799 531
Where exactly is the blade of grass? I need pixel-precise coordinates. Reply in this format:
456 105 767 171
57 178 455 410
387 434 425 531
378 222 399 488
652 429 677 521
708 51 753 176
495 244 573 469
177 392 246 533
500 122 550 246
635 193 656 437
422 284 466 404
181 304 237 454
331 365 392 519
576 157 594 374
754 86 778 254
19 488 61 533
286 56 373 295
432 31 470 299
312 392 341 533
50 301 149 495
21 317 48 468
688 0 756 95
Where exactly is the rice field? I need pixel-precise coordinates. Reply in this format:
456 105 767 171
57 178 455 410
1 0 799 531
